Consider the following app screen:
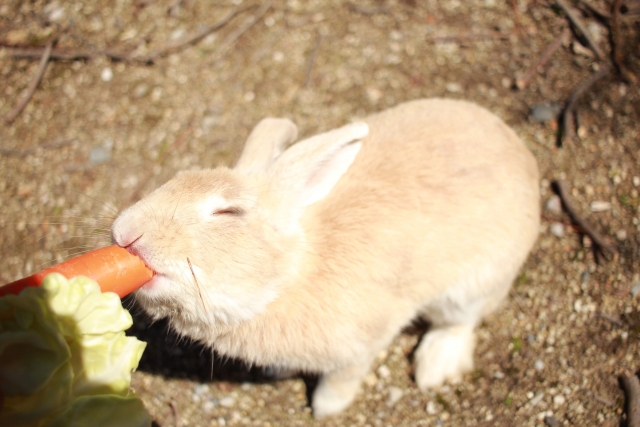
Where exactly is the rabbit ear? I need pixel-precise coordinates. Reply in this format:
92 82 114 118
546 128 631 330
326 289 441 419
267 122 368 226
234 118 298 175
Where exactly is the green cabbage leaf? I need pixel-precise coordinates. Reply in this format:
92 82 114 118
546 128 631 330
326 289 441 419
0 273 150 427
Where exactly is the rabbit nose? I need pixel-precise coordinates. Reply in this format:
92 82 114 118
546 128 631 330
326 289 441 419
114 232 144 256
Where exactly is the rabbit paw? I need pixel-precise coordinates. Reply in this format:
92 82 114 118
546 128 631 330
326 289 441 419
413 324 475 391
312 364 369 418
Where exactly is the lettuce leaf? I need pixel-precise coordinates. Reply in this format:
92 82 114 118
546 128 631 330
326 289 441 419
0 273 150 427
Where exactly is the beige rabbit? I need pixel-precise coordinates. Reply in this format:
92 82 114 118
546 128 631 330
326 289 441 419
112 98 540 417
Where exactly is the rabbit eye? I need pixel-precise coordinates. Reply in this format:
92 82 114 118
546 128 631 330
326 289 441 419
213 206 244 216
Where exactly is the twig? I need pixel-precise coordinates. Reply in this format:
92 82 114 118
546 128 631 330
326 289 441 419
593 392 615 407
611 0 638 84
0 138 75 158
211 1 272 64
137 5 246 63
576 0 611 20
561 63 611 144
168 401 180 427
620 373 640 427
428 31 510 43
553 179 617 257
302 32 322 88
4 40 53 123
4 6 247 65
555 0 605 60
516 28 570 89
510 0 522 28
597 311 624 327
4 46 133 62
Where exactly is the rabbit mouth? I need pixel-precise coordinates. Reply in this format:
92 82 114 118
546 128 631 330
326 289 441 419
139 272 172 293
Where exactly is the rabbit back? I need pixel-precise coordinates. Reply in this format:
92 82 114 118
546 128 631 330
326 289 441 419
301 98 540 330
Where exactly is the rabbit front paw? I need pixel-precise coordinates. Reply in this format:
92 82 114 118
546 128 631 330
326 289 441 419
413 324 475 391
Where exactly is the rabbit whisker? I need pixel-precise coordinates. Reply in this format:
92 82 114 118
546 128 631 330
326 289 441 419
187 257 208 315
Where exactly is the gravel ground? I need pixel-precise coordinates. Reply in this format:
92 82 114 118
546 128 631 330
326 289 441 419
1 1 639 426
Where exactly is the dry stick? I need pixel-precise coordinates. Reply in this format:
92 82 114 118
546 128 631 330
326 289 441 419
577 0 611 19
554 179 617 257
0 138 75 158
516 28 570 89
555 0 605 60
611 0 638 84
620 374 640 427
4 46 132 62
302 32 322 88
509 0 522 28
137 5 247 63
4 6 246 64
428 31 510 43
561 63 611 144
597 311 624 327
211 1 272 64
4 40 53 123
168 401 181 427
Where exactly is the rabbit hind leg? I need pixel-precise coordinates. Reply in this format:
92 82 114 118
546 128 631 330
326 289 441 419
413 322 476 391
413 281 508 391
312 362 372 418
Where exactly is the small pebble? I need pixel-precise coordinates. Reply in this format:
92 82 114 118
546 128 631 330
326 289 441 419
494 371 505 379
534 359 545 371
101 67 114 82
590 201 611 212
445 82 462 93
553 394 566 407
202 398 218 412
545 195 562 214
47 7 66 23
587 21 603 43
529 392 545 406
616 229 627 241
530 104 561 122
89 145 111 164
387 386 404 406
631 282 640 299
633 176 640 187
133 83 150 98
544 415 560 427
549 222 564 238
218 396 236 408
377 365 391 379
426 400 439 415
526 333 537 343
363 372 378 387
171 28 186 40
580 271 589 283
193 384 210 395
572 41 594 58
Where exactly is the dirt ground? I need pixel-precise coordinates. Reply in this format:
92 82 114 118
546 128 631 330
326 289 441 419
1 0 639 426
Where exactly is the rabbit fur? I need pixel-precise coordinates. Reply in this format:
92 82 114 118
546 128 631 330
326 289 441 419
112 98 540 417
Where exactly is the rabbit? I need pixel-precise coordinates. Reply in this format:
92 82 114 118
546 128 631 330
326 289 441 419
112 98 540 418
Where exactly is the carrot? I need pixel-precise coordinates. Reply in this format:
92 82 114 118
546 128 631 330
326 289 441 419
0 245 153 298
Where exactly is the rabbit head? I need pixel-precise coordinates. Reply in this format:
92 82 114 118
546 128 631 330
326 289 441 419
111 121 369 330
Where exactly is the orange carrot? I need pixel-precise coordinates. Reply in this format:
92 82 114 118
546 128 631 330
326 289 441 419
0 245 153 298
